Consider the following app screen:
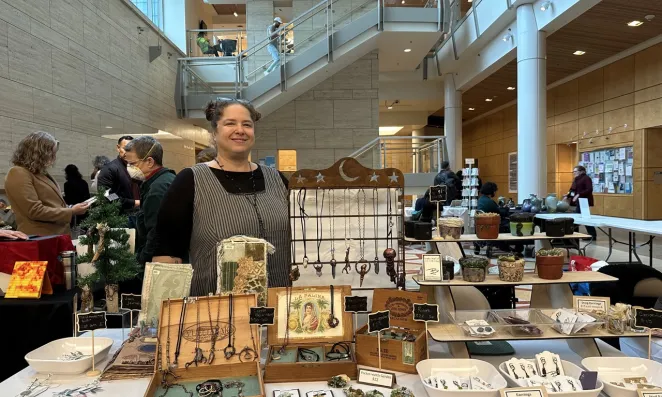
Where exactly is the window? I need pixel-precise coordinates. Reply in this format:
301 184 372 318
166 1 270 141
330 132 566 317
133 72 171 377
579 146 633 194
131 0 163 29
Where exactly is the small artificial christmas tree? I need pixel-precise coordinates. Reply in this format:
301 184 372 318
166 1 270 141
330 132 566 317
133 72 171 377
78 189 140 312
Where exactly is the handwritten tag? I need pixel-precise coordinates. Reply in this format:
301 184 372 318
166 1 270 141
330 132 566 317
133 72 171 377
500 386 548 397
249 307 275 325
368 310 390 333
429 185 447 203
344 296 369 313
76 311 108 332
413 303 439 322
573 296 609 315
634 307 662 331
120 293 142 311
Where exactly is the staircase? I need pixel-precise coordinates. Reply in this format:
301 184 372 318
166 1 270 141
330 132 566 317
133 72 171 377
176 0 443 120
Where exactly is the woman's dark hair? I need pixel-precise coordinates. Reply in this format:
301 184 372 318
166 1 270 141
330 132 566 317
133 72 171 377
575 165 586 173
480 182 498 197
65 164 82 181
205 99 262 131
197 31 206 38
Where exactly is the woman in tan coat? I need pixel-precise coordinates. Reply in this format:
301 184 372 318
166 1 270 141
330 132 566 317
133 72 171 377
5 132 89 236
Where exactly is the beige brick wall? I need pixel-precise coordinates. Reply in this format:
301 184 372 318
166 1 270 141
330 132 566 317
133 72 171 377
0 0 207 189
252 50 379 170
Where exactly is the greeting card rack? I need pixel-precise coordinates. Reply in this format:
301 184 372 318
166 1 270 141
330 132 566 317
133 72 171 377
288 157 406 290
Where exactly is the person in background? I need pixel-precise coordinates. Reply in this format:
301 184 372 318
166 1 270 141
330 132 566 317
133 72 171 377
123 136 176 266
476 182 523 255
196 31 222 57
97 136 141 218
0 198 17 230
64 164 90 206
196 147 217 164
0 229 28 240
433 160 460 206
264 17 283 76
5 132 89 236
90 155 110 191
564 165 597 240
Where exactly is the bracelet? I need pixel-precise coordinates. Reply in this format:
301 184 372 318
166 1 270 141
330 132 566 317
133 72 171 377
298 348 320 362
325 342 351 361
196 379 222 397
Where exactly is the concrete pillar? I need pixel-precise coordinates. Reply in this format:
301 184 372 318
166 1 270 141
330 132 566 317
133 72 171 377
516 4 547 203
444 73 462 171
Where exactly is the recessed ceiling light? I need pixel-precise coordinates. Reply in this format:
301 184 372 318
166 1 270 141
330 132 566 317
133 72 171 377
105 126 113 129
507 86 515 90
540 1 552 11
468 0 472 2
573 50 586 55
387 105 393 110
627 20 643 27
404 48 411 52
233 11 238 17
468 107 475 111
401 0 405 3
485 98 493 102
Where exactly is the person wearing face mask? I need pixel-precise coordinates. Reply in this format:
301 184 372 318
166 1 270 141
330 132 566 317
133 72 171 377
123 136 175 267
153 99 290 295
97 136 141 217
4 131 89 236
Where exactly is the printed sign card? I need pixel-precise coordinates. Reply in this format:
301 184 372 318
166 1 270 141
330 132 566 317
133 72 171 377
423 254 442 281
573 296 610 315
357 368 396 388
500 387 548 397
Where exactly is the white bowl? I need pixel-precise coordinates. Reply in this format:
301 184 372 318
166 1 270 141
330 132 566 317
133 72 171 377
417 359 508 397
25 337 114 374
498 359 603 397
582 357 662 397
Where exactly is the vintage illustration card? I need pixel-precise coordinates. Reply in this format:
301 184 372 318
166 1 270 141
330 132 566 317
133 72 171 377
139 262 193 324
217 236 272 306
5 261 52 299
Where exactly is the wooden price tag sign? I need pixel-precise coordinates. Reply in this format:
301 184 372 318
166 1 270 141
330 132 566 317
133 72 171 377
413 303 439 360
75 311 108 377
368 310 390 370
249 307 275 325
633 306 662 359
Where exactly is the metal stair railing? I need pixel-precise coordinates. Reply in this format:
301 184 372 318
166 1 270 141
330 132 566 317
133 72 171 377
349 136 448 173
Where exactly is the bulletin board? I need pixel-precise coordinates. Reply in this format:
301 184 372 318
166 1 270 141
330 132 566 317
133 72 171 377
579 146 633 194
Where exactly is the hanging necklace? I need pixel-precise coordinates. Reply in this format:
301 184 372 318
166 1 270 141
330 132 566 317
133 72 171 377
279 285 293 355
313 189 325 277
290 191 300 283
329 189 337 279
173 297 188 367
224 293 236 359
373 189 380 275
297 188 309 269
355 189 371 287
383 188 397 284
239 319 258 362
342 189 352 274
206 294 221 364
162 299 178 383
214 158 265 238
185 298 207 368
327 285 339 328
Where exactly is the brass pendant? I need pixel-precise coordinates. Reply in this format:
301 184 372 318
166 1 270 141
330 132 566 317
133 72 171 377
355 259 372 287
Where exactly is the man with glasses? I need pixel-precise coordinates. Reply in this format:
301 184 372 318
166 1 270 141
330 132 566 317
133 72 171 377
98 136 141 217
123 136 175 266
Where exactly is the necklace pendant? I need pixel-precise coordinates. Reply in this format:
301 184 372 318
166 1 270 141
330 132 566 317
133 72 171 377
327 315 340 328
303 256 309 269
342 248 351 274
355 259 371 287
313 261 323 277
289 264 300 282
207 349 215 365
374 256 380 274
330 258 337 279
224 345 236 360
383 247 397 284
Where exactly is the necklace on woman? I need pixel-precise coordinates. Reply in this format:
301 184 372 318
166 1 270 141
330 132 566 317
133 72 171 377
329 189 336 279
313 189 325 277
355 189 371 287
342 189 352 274
297 188 309 269
224 293 236 359
373 189 379 275
383 188 397 284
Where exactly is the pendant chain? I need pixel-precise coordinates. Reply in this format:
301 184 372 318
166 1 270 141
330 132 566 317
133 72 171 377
297 188 308 259
329 189 335 258
357 189 366 259
373 189 378 254
315 188 325 262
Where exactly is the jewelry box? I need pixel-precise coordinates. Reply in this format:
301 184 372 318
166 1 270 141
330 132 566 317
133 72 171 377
264 286 356 383
355 289 428 374
144 294 264 397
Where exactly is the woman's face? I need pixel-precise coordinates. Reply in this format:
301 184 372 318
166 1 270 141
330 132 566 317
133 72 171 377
214 104 255 157
305 305 312 315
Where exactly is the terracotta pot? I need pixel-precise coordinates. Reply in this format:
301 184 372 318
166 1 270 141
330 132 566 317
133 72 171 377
536 255 564 280
475 215 500 239
105 283 119 313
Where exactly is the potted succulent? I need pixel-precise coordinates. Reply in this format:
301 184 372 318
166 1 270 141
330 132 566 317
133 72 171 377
475 212 501 239
535 248 565 280
438 217 464 239
510 212 535 237
459 256 490 282
496 255 525 282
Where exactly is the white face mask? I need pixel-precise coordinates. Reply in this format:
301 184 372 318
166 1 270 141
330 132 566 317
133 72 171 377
127 164 146 181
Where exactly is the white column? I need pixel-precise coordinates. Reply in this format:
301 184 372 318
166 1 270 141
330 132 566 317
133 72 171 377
444 73 463 171
516 4 547 203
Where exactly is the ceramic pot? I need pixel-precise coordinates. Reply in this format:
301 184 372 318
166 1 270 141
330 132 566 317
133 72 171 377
536 255 564 280
475 215 500 239
530 194 543 209
530 205 541 214
498 196 506 207
556 199 570 213
522 199 532 212
442 259 455 280
497 259 525 282
81 285 94 313
545 193 558 213
105 283 119 313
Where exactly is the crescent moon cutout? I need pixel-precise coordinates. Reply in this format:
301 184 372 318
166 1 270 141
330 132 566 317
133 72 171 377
338 160 359 182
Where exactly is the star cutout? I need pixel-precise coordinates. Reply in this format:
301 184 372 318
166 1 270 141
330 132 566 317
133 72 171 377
388 172 399 184
369 172 379 182
316 172 325 183
295 174 306 184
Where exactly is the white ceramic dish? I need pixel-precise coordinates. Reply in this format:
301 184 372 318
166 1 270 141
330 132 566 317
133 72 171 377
417 359 508 397
25 337 113 374
498 359 603 397
582 357 662 397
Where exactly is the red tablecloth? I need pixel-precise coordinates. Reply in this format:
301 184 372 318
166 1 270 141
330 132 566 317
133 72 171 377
0 235 73 285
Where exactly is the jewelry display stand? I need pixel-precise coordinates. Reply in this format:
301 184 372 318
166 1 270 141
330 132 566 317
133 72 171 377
288 158 406 290
264 285 356 383
144 294 264 397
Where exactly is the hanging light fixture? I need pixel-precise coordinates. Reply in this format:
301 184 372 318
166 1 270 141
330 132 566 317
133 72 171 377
540 1 552 11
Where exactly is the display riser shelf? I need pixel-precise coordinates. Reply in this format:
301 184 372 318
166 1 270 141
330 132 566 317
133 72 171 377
413 271 617 287
405 232 590 243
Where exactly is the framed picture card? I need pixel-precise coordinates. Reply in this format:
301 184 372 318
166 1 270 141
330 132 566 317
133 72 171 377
423 254 442 282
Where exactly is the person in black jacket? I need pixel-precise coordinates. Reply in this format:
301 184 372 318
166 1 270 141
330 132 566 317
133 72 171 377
123 136 176 267
97 136 140 217
64 164 90 206
433 161 460 206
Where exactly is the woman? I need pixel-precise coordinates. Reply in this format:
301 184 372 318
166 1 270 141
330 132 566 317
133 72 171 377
90 155 110 191
5 132 89 236
64 164 90 206
301 302 319 332
564 165 597 240
153 99 290 295
476 182 523 255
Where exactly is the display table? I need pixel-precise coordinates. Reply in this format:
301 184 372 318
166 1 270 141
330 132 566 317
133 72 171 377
0 234 73 285
0 288 76 382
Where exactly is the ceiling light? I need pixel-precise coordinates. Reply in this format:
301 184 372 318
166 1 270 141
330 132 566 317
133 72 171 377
540 1 552 11
485 98 493 102
233 11 238 17
573 50 585 55
468 0 472 2
507 86 515 90
401 0 405 3
387 106 393 110
468 107 475 111
404 48 411 53
105 126 113 129
627 20 643 27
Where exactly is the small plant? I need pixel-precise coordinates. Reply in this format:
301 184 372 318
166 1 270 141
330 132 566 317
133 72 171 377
459 256 490 269
536 248 565 257
476 212 500 218
498 255 518 262
77 272 100 288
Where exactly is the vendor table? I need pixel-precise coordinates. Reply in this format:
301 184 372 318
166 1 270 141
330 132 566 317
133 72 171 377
0 234 73 285
536 214 662 266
